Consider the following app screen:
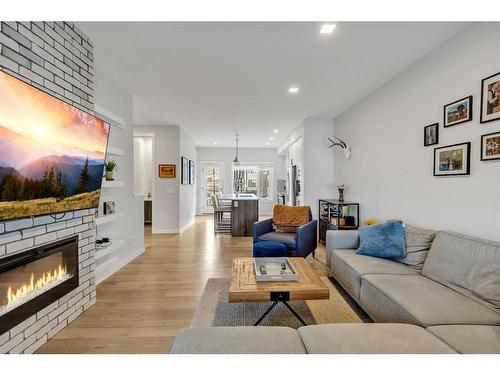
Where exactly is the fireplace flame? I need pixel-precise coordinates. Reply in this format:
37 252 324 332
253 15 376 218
6 265 68 306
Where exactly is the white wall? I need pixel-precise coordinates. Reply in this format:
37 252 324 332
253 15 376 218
94 66 145 276
302 117 335 218
179 128 197 230
196 147 285 215
334 23 500 241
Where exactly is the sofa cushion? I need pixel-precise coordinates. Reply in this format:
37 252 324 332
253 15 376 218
258 232 296 249
357 220 406 259
360 274 500 327
169 327 306 354
331 250 418 298
298 323 456 354
422 231 500 309
427 325 500 354
395 224 436 272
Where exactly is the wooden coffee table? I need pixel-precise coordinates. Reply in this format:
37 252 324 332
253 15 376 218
229 257 330 326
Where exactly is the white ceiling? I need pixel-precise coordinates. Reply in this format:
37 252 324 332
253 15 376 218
77 22 466 148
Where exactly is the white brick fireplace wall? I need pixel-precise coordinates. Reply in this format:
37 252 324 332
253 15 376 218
0 21 96 354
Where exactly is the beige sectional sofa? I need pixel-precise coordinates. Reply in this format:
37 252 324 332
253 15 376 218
169 227 500 354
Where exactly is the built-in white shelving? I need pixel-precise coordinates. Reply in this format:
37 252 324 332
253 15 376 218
95 238 129 261
95 105 126 129
95 212 124 226
101 180 125 188
107 146 125 156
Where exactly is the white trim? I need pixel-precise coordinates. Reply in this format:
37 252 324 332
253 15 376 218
179 219 195 233
152 227 179 234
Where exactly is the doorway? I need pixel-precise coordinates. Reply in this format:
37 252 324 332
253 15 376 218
133 133 155 225
199 162 225 214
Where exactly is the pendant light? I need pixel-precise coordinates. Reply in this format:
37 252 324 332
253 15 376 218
233 129 240 166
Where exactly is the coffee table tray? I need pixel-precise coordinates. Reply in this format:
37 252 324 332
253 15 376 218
253 257 299 281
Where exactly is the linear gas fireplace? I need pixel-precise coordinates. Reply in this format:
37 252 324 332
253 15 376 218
0 236 79 335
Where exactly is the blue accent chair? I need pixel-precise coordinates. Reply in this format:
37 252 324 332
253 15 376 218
253 241 288 257
253 208 318 258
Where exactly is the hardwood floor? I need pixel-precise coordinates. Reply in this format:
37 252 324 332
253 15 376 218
37 215 327 354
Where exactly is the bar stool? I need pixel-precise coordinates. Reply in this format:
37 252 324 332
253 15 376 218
211 194 231 233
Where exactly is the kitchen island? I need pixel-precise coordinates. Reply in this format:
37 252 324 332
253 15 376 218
221 194 259 237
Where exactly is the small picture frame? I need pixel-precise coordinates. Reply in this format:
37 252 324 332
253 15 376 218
424 123 439 146
443 96 473 127
181 157 189 185
481 131 500 161
103 201 115 215
433 142 471 176
480 71 500 124
189 160 195 185
158 164 176 178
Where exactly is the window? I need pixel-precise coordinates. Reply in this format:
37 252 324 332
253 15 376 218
233 164 273 199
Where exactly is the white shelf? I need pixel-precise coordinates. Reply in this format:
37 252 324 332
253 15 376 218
102 180 125 188
107 146 125 156
95 212 124 226
95 105 126 129
95 238 129 261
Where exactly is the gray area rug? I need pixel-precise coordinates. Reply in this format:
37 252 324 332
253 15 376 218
191 277 369 329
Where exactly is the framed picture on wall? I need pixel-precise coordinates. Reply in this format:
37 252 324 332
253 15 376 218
424 123 439 146
158 164 176 178
443 96 473 127
189 160 195 184
181 157 189 185
480 71 500 124
481 131 500 161
433 142 471 176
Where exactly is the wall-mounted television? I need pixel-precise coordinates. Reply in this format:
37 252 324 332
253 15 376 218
0 70 110 221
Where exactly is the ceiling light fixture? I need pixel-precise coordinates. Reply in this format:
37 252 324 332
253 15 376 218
273 129 279 133
320 24 337 34
213 141 217 145
266 142 270 146
269 137 274 141
288 86 299 95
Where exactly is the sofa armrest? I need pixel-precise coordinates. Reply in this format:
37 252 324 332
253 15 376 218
296 220 317 257
253 218 274 243
326 230 360 250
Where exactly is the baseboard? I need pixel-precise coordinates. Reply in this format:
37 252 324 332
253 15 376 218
96 245 145 284
179 219 195 233
152 228 179 234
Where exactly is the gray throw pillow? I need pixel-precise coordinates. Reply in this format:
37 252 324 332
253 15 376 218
396 224 436 272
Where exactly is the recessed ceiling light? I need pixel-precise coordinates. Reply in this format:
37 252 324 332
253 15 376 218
288 86 299 95
266 142 270 146
269 137 274 141
273 129 279 133
213 141 217 145
320 24 336 34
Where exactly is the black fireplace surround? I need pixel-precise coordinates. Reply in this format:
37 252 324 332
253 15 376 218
0 236 79 335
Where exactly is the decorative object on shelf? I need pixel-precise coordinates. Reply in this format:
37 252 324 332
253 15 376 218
424 123 439 146
443 96 473 127
433 142 471 176
104 160 117 181
181 157 189 184
233 129 240 166
103 201 115 215
337 184 346 202
480 71 500 124
158 163 176 178
363 218 379 226
189 160 195 184
318 199 360 244
328 136 351 159
481 131 500 161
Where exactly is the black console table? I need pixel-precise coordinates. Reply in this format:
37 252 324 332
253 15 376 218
318 199 359 244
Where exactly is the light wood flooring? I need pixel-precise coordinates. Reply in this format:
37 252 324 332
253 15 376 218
37 215 327 353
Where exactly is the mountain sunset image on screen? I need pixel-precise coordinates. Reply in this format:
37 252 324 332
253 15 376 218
0 71 110 220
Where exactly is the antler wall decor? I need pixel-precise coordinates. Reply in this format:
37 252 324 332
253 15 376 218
328 136 352 159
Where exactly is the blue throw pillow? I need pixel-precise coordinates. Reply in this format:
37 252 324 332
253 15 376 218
356 220 406 259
